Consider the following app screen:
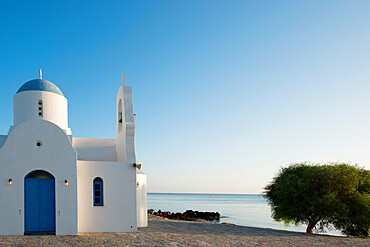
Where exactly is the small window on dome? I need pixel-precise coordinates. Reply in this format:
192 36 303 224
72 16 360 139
37 100 43 117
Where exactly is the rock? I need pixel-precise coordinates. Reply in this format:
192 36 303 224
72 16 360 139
150 209 221 222
221 222 235 225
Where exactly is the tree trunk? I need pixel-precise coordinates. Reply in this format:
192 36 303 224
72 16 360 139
306 223 315 233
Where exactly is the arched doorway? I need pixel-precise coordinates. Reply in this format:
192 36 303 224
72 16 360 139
24 170 56 234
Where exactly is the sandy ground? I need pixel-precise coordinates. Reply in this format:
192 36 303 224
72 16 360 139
0 217 368 246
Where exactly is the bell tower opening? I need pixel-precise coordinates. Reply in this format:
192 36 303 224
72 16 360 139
118 99 123 132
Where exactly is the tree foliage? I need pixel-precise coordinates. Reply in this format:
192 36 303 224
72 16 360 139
263 162 369 237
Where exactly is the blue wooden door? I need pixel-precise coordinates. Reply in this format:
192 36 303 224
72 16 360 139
25 178 56 232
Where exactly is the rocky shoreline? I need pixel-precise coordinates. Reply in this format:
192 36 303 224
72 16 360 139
148 209 220 222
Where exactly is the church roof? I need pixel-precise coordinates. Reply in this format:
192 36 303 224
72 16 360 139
16 79 64 96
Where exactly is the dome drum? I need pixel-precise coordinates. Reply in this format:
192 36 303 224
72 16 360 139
13 79 70 134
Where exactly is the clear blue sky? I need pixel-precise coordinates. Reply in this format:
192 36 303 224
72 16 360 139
0 0 369 193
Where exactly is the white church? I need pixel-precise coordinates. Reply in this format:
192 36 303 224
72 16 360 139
0 71 147 235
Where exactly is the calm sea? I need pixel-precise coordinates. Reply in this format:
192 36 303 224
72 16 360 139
148 193 342 236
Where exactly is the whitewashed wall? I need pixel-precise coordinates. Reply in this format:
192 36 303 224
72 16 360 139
73 138 117 162
0 120 77 235
77 160 137 232
123 87 136 164
136 171 148 227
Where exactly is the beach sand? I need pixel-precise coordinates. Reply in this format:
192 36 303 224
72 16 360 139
0 216 368 246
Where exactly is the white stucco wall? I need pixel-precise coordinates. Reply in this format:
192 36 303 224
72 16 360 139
13 91 71 134
123 87 136 163
136 171 148 227
0 120 77 235
73 138 117 162
77 160 137 232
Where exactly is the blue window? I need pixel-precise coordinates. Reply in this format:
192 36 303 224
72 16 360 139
93 177 104 206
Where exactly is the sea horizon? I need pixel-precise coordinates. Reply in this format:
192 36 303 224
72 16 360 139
149 192 263 195
148 192 343 236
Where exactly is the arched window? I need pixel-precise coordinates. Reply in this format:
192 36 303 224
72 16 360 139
93 177 104 206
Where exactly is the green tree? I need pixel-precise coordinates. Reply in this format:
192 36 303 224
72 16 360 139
326 164 370 237
263 163 369 237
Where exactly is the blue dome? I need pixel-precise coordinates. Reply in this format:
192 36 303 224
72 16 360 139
16 79 64 96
